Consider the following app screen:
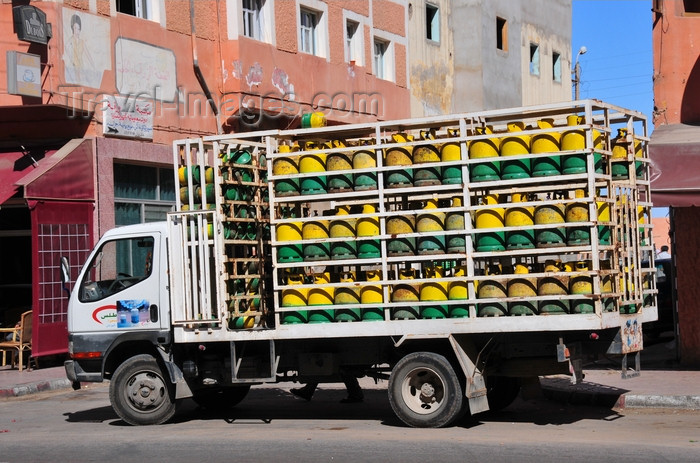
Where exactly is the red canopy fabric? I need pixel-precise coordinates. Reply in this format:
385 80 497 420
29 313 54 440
650 124 700 207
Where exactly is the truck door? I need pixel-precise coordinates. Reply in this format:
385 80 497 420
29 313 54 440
70 232 168 333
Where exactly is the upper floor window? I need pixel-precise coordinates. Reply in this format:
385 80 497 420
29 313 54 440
529 43 540 76
496 16 507 51
242 0 263 39
346 20 362 64
426 3 439 42
374 38 392 80
117 0 151 20
300 8 318 55
552 51 562 82
683 0 700 14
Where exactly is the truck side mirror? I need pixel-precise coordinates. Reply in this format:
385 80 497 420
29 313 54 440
60 256 70 296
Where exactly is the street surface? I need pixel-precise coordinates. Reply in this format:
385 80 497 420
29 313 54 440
1 382 699 463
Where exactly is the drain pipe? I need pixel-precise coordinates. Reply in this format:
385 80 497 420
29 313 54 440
190 0 221 133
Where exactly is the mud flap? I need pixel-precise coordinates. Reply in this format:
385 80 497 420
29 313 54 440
448 335 490 414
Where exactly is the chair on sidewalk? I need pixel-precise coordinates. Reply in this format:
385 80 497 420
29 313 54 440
0 310 34 371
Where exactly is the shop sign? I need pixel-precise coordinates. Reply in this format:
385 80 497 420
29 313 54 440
103 95 154 140
14 5 51 45
7 51 42 98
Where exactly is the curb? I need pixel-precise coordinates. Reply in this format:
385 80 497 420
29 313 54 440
618 394 700 410
0 378 72 398
541 382 700 410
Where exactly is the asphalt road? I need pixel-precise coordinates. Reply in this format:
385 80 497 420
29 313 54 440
1 383 699 463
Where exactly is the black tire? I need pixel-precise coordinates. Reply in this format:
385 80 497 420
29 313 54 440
388 352 464 428
192 385 251 409
109 354 176 426
486 376 521 412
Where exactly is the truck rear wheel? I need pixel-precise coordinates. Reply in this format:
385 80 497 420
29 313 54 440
192 385 251 409
388 352 463 428
109 354 176 426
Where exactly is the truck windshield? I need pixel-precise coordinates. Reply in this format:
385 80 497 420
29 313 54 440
78 236 154 302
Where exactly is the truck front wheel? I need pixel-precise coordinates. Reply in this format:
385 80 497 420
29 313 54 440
109 354 176 426
388 352 463 428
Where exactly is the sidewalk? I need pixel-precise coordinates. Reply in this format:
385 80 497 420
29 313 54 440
1 337 698 410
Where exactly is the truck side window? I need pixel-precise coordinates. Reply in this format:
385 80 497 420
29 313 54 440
79 236 155 302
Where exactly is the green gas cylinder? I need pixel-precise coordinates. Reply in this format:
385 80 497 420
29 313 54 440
356 204 381 259
276 209 303 263
417 198 446 255
301 111 327 128
327 139 354 192
477 264 508 317
506 193 535 249
611 128 630 179
570 261 594 314
597 199 611 245
420 266 449 319
469 126 500 182
302 215 331 261
353 140 378 190
413 129 442 187
475 194 506 251
308 272 335 323
561 115 586 174
566 189 590 246
448 266 469 318
508 263 537 315
334 271 361 322
299 141 327 194
387 212 416 256
535 193 566 247
361 269 384 321
391 268 420 320
531 118 562 177
500 121 531 179
441 128 463 184
537 260 570 314
330 205 357 260
281 273 309 324
446 196 466 253
385 132 414 187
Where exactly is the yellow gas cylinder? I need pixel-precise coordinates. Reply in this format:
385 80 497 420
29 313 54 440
597 198 611 245
361 269 384 321
638 206 647 245
448 266 469 318
475 194 506 251
611 128 631 179
620 266 637 314
508 263 537 315
505 193 535 249
441 128 463 184
561 115 587 174
302 214 330 261
299 141 327 194
357 204 381 259
273 144 301 196
391 268 420 320
387 210 416 256
566 189 590 246
334 271 361 322
230 313 257 330
531 118 562 177
500 121 531 179
327 139 354 192
633 134 645 179
420 266 449 319
446 196 467 253
413 129 442 187
352 140 378 191
281 273 308 324
570 261 594 314
276 209 303 263
385 132 414 187
301 111 327 128
308 272 335 323
330 205 357 260
417 198 446 255
600 259 614 312
535 192 566 247
538 260 570 314
469 125 500 182
477 264 508 317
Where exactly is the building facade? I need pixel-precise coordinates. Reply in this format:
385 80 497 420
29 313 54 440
407 0 572 117
649 0 700 365
0 0 410 358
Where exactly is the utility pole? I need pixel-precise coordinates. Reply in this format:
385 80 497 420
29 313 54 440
573 46 587 100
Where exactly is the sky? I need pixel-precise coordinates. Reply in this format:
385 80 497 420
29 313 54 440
571 0 653 124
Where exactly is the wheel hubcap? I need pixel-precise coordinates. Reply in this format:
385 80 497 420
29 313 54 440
401 367 445 415
126 372 167 411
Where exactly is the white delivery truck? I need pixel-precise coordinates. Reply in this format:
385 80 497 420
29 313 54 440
64 100 657 427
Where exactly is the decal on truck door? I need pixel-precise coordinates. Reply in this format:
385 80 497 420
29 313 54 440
116 299 150 327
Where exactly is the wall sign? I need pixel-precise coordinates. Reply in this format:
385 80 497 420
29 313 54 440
7 51 42 98
103 95 154 140
13 5 51 45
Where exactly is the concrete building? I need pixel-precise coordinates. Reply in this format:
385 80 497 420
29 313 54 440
0 0 409 359
408 0 572 117
649 0 700 366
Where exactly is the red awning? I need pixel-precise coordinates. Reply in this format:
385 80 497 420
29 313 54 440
0 148 58 204
650 124 700 207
